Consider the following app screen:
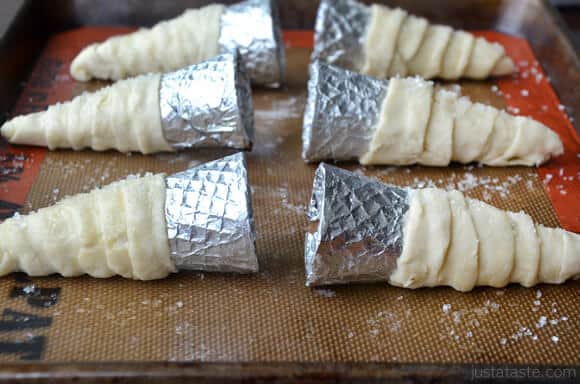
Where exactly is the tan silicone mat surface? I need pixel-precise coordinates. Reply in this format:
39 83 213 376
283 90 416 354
0 43 578 364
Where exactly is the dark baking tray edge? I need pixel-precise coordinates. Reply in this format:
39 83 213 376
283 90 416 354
0 361 578 384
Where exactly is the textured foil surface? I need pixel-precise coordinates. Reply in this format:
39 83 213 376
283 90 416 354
305 163 409 286
159 53 254 150
165 152 258 273
219 0 286 87
302 62 387 162
311 0 370 71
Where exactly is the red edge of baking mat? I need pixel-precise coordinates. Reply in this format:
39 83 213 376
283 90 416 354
0 29 578 232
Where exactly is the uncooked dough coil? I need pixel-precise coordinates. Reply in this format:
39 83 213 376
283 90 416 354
0 175 176 280
71 5 224 81
360 77 564 166
0 74 172 154
390 188 580 291
363 4 515 80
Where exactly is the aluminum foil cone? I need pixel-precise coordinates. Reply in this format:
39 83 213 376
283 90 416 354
219 0 286 87
311 0 370 71
302 62 387 162
160 53 254 150
165 152 258 273
305 163 409 286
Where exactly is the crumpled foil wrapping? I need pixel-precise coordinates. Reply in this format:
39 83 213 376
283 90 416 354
219 0 286 87
311 0 370 72
165 152 258 273
159 53 254 150
305 163 409 286
302 62 387 162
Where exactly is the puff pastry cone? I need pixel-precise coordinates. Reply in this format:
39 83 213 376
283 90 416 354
305 164 580 291
302 62 563 166
1 54 254 154
0 153 258 280
70 0 285 86
312 0 515 80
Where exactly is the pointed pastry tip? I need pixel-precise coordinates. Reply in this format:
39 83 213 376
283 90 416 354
0 121 14 140
491 56 516 76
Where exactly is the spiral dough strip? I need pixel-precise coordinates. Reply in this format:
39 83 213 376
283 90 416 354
1 74 173 154
362 4 515 80
390 188 580 292
0 174 176 280
70 4 224 81
360 77 563 166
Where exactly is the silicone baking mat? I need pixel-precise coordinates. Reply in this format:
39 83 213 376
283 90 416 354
0 29 578 364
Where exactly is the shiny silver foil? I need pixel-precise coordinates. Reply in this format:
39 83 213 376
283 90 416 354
165 152 258 273
219 0 286 87
302 62 387 162
311 0 370 72
160 53 254 150
305 163 409 286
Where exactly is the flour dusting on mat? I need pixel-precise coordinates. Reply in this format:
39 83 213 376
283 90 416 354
355 165 553 201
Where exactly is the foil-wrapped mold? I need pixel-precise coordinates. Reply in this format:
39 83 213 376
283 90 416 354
220 0 286 87
302 62 387 162
165 152 258 273
160 53 254 150
311 0 370 71
305 163 408 286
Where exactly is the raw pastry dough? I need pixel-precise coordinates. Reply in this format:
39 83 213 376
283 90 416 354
362 4 515 79
360 77 563 166
0 174 176 280
0 74 173 154
360 77 432 165
71 5 224 81
390 188 580 291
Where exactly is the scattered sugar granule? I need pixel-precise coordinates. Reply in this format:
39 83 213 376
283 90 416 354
521 89 529 97
536 316 547 329
536 290 542 299
500 338 507 345
526 180 534 190
533 300 541 306
551 336 559 344
176 301 183 308
442 304 451 313
22 285 35 294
